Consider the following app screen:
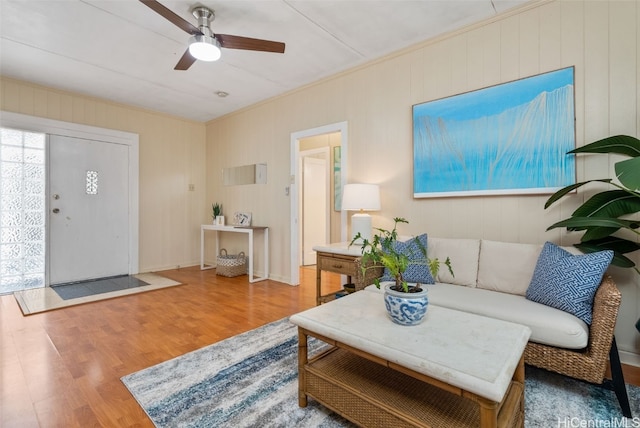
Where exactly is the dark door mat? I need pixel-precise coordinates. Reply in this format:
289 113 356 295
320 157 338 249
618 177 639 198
52 275 149 300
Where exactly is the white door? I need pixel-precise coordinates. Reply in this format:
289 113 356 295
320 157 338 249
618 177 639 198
48 135 129 285
302 156 328 265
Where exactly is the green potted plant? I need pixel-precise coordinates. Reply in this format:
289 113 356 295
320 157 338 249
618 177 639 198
351 217 453 325
544 135 640 333
212 203 223 224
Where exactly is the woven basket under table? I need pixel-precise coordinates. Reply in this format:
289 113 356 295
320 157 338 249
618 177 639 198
216 249 247 277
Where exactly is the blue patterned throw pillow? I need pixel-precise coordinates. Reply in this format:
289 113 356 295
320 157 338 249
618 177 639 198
525 241 613 325
380 234 435 285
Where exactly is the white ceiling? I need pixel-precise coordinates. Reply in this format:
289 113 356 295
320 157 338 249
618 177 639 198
0 0 532 123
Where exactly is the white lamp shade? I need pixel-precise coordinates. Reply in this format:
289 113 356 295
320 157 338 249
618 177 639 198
341 184 381 211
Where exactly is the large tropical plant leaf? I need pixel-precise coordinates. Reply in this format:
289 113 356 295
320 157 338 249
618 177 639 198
569 134 640 157
573 190 640 218
581 226 620 241
547 216 640 232
575 244 636 268
616 157 640 191
577 236 640 254
544 179 612 209
574 237 640 269
555 189 640 237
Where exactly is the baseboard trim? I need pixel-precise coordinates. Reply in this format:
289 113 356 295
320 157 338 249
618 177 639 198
619 350 640 368
143 264 287 285
142 262 200 273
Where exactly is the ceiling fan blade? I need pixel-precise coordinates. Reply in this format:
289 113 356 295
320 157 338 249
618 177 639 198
174 49 197 70
216 34 285 54
139 0 202 35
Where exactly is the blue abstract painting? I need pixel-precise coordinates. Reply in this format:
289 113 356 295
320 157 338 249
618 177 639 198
413 67 576 198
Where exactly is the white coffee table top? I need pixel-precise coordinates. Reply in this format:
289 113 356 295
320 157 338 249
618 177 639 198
290 291 531 403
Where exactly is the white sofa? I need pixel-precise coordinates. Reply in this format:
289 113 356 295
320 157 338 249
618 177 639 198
366 238 588 349
357 237 631 417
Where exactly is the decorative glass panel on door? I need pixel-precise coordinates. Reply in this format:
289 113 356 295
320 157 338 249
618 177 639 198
0 128 46 294
86 170 98 195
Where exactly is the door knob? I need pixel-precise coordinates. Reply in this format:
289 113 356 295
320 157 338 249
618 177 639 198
52 208 60 214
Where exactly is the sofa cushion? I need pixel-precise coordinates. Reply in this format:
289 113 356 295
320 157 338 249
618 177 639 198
526 242 613 325
477 240 542 296
365 282 589 349
427 237 480 287
380 234 434 285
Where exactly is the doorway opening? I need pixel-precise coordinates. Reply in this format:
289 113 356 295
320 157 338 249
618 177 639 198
289 122 348 285
299 147 329 266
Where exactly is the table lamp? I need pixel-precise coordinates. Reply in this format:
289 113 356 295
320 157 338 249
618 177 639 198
342 183 381 242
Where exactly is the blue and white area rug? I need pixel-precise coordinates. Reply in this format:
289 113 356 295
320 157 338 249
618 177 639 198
122 318 640 427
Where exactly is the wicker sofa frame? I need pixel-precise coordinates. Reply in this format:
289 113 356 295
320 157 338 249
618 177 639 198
353 264 632 418
524 275 631 417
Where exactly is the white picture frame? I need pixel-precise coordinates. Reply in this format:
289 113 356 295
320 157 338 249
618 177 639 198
233 212 252 226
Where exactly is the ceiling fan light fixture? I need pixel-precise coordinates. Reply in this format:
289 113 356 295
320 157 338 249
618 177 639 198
188 34 221 61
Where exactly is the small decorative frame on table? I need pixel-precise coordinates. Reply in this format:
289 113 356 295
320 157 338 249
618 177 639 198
233 212 252 226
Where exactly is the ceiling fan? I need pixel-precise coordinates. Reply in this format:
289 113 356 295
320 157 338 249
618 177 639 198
140 0 286 70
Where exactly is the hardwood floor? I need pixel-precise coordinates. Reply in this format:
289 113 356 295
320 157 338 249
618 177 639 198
1 266 638 427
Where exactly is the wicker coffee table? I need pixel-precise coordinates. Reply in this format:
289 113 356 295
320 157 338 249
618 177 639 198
289 291 531 428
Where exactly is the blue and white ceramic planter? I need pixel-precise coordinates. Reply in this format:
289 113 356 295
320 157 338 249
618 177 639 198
383 283 429 326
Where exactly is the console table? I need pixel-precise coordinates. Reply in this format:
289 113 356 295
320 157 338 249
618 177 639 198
200 224 269 283
290 291 531 428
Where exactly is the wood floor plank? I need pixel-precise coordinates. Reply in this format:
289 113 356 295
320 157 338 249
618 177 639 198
0 265 637 427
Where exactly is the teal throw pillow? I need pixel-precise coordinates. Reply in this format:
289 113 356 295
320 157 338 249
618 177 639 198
525 241 613 325
380 234 435 285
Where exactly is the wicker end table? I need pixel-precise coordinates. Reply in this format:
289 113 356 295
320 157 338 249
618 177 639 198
290 291 531 428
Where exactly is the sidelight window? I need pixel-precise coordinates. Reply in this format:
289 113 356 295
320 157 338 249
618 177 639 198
0 128 46 294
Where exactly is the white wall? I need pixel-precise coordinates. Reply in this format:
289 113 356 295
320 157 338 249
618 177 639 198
206 0 640 361
0 77 208 273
